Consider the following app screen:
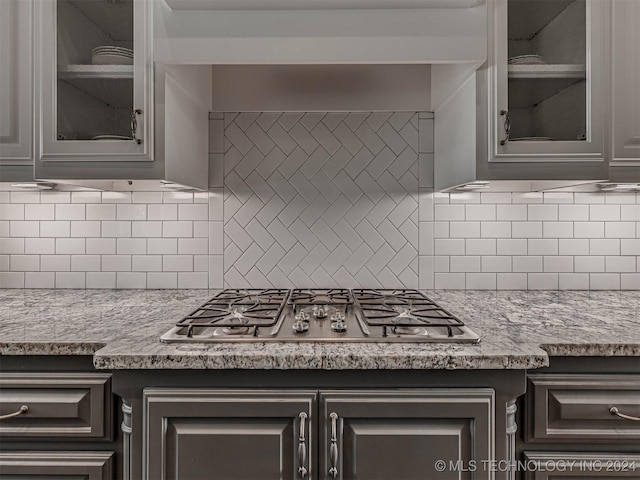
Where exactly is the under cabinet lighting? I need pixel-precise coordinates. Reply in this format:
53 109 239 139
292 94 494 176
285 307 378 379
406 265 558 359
597 183 640 192
160 180 192 191
11 182 56 190
456 181 490 191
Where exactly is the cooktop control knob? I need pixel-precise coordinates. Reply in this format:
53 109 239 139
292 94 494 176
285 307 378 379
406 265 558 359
293 320 309 333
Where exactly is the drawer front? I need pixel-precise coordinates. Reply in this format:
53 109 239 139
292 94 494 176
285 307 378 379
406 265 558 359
523 452 640 479
0 373 111 440
527 374 640 443
0 451 113 479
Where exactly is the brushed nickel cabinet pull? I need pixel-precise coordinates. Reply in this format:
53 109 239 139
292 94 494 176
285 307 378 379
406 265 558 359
500 109 510 146
610 407 640 421
329 412 339 478
0 405 28 420
298 412 308 478
131 109 143 144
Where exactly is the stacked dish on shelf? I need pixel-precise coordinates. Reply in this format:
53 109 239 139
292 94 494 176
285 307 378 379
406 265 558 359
507 54 545 65
91 46 133 65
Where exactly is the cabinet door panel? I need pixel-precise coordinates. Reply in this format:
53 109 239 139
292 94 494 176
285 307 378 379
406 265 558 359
144 389 317 480
320 389 494 480
523 452 640 479
0 452 112 480
611 0 640 164
0 0 32 164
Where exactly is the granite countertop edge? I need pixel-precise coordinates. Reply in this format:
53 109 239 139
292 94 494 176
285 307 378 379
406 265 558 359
1 289 638 370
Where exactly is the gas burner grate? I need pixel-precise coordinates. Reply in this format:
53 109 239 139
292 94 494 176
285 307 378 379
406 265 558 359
288 289 353 306
353 289 466 337
175 289 289 337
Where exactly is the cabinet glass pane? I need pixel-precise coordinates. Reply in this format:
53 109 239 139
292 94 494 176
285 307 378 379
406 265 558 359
56 0 133 141
507 0 586 142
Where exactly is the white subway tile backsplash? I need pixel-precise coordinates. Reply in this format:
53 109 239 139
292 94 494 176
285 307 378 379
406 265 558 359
574 222 604 238
116 272 146 289
132 221 162 238
71 191 102 204
528 239 558 255
71 255 101 272
574 192 605 204
433 222 449 238
0 204 24 220
528 273 558 290
449 222 480 238
0 238 25 254
10 221 39 237
497 204 527 221
162 192 193 204
512 222 541 238
497 239 527 255
575 256 605 273
40 192 70 204
528 204 558 221
0 221 8 237
86 204 116 221
25 238 55 255
590 204 621 221
559 273 589 290
25 204 54 220
605 192 636 204
466 204 496 221
10 255 40 271
117 238 147 255
40 221 70 237
25 272 55 288
11 192 40 203
148 238 177 255
178 204 208 221
434 239 465 255
512 192 543 204
513 256 543 273
0 192 9 204
466 273 496 290
621 239 640 255
132 192 162 204
147 272 177 289
86 272 116 288
101 192 131 203
481 256 512 272
435 204 464 221
0 272 24 287
148 204 178 221
605 222 636 238
132 255 162 272
178 272 209 288
543 256 573 273
497 273 527 289
450 192 480 204
543 222 573 238
590 239 620 256
41 255 70 272
621 274 640 290
194 221 209 238
178 238 208 255
466 239 497 255
117 204 147 221
450 256 480 272
70 221 100 238
590 273 620 290
163 221 192 238
621 205 640 221
163 255 193 272
558 204 589 221
102 255 132 272
605 256 636 273
481 222 511 238
434 273 465 289
57 238 85 255
101 221 131 238
481 193 511 204
559 239 589 256
55 204 85 220
87 238 116 255
544 192 573 204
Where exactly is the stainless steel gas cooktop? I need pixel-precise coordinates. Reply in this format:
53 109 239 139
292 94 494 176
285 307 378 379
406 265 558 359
161 289 480 343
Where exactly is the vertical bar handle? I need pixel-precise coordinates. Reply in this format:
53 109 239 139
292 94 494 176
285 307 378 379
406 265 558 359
131 109 143 144
298 412 308 478
328 412 339 478
500 109 510 146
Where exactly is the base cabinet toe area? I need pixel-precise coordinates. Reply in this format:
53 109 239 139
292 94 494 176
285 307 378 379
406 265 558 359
143 388 495 480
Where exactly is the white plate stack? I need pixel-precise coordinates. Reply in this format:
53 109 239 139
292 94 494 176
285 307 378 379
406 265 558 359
91 46 134 65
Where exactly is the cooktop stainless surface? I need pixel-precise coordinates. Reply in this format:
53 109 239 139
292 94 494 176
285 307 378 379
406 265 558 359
160 289 480 343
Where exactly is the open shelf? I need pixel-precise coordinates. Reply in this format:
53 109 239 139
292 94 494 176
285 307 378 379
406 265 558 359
58 64 133 80
508 64 585 79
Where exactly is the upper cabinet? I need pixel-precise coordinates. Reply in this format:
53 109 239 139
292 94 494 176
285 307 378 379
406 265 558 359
610 0 640 180
34 0 153 164
476 0 610 182
0 0 33 181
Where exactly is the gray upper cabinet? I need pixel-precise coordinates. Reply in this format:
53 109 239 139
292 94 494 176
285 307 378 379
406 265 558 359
477 0 610 181
319 390 494 480
34 0 154 166
610 0 640 180
0 0 33 182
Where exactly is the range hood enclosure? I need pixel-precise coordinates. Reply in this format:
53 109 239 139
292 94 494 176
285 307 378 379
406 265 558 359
154 1 487 65
164 0 484 10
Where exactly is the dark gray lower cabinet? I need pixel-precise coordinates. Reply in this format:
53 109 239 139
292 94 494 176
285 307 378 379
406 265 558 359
144 388 494 480
0 451 113 479
523 452 640 479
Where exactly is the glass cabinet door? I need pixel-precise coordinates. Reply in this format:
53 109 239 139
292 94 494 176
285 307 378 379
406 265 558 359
35 0 152 161
491 0 606 161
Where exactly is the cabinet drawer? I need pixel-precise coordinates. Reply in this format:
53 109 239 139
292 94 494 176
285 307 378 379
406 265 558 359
0 373 112 440
523 452 640 479
0 451 113 479
526 374 640 443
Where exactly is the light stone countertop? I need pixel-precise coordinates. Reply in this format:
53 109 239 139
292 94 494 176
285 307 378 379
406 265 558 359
0 289 638 370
